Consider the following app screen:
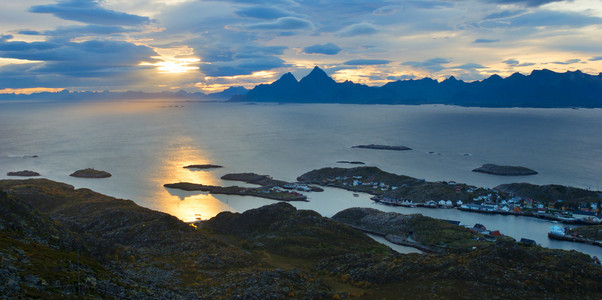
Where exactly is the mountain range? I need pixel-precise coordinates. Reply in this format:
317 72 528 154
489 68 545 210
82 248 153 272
232 66 602 107
0 86 248 102
4 67 602 107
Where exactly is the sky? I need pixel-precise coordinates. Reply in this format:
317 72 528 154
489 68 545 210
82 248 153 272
0 0 601 94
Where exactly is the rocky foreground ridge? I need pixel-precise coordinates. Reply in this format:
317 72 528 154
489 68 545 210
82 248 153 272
1 179 601 299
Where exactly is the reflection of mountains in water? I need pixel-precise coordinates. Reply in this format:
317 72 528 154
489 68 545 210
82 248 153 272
233 66 602 107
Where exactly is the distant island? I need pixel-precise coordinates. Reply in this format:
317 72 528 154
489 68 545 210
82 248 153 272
352 144 412 151
472 164 538 176
69 168 111 178
183 164 223 170
6 170 40 177
231 66 602 108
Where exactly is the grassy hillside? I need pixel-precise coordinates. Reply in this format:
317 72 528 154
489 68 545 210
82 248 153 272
1 179 601 299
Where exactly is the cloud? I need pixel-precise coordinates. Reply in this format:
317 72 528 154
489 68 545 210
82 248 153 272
373 5 402 15
452 63 487 70
474 38 500 43
336 22 378 37
235 6 291 19
487 0 563 7
503 59 519 66
0 38 158 77
387 74 416 81
47 25 136 36
18 30 41 35
343 59 391 65
200 56 287 77
402 57 451 72
408 1 454 9
192 41 288 76
590 56 602 61
518 62 535 66
234 45 287 59
552 58 581 65
302 43 341 55
508 10 602 27
483 9 526 20
29 0 150 26
244 17 313 30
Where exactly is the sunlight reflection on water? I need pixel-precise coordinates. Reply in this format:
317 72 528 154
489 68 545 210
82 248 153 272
150 136 229 221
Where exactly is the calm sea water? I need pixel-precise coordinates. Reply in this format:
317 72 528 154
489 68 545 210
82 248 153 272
1 100 601 256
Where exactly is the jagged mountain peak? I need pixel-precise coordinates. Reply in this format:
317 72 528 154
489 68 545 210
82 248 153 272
299 66 336 86
278 72 297 82
272 72 298 87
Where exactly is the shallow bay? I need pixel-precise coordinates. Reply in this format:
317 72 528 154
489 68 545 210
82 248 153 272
1 100 601 256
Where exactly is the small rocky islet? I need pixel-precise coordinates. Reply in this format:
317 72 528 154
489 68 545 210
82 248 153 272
472 164 538 176
69 168 112 178
6 170 40 177
352 144 412 151
183 164 223 170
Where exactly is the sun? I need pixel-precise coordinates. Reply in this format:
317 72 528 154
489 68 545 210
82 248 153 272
139 46 201 74
155 58 200 73
141 57 200 74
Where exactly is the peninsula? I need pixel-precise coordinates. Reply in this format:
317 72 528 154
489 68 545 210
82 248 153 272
472 164 538 176
163 182 308 201
165 171 324 201
332 207 512 253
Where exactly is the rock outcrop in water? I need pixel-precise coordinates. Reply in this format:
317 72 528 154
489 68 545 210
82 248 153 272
472 164 538 176
6 170 40 177
1 179 601 299
183 164 223 170
352 144 412 151
69 168 111 178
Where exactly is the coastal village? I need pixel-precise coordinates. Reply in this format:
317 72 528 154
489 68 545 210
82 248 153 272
297 167 601 225
295 166 602 249
165 165 602 248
